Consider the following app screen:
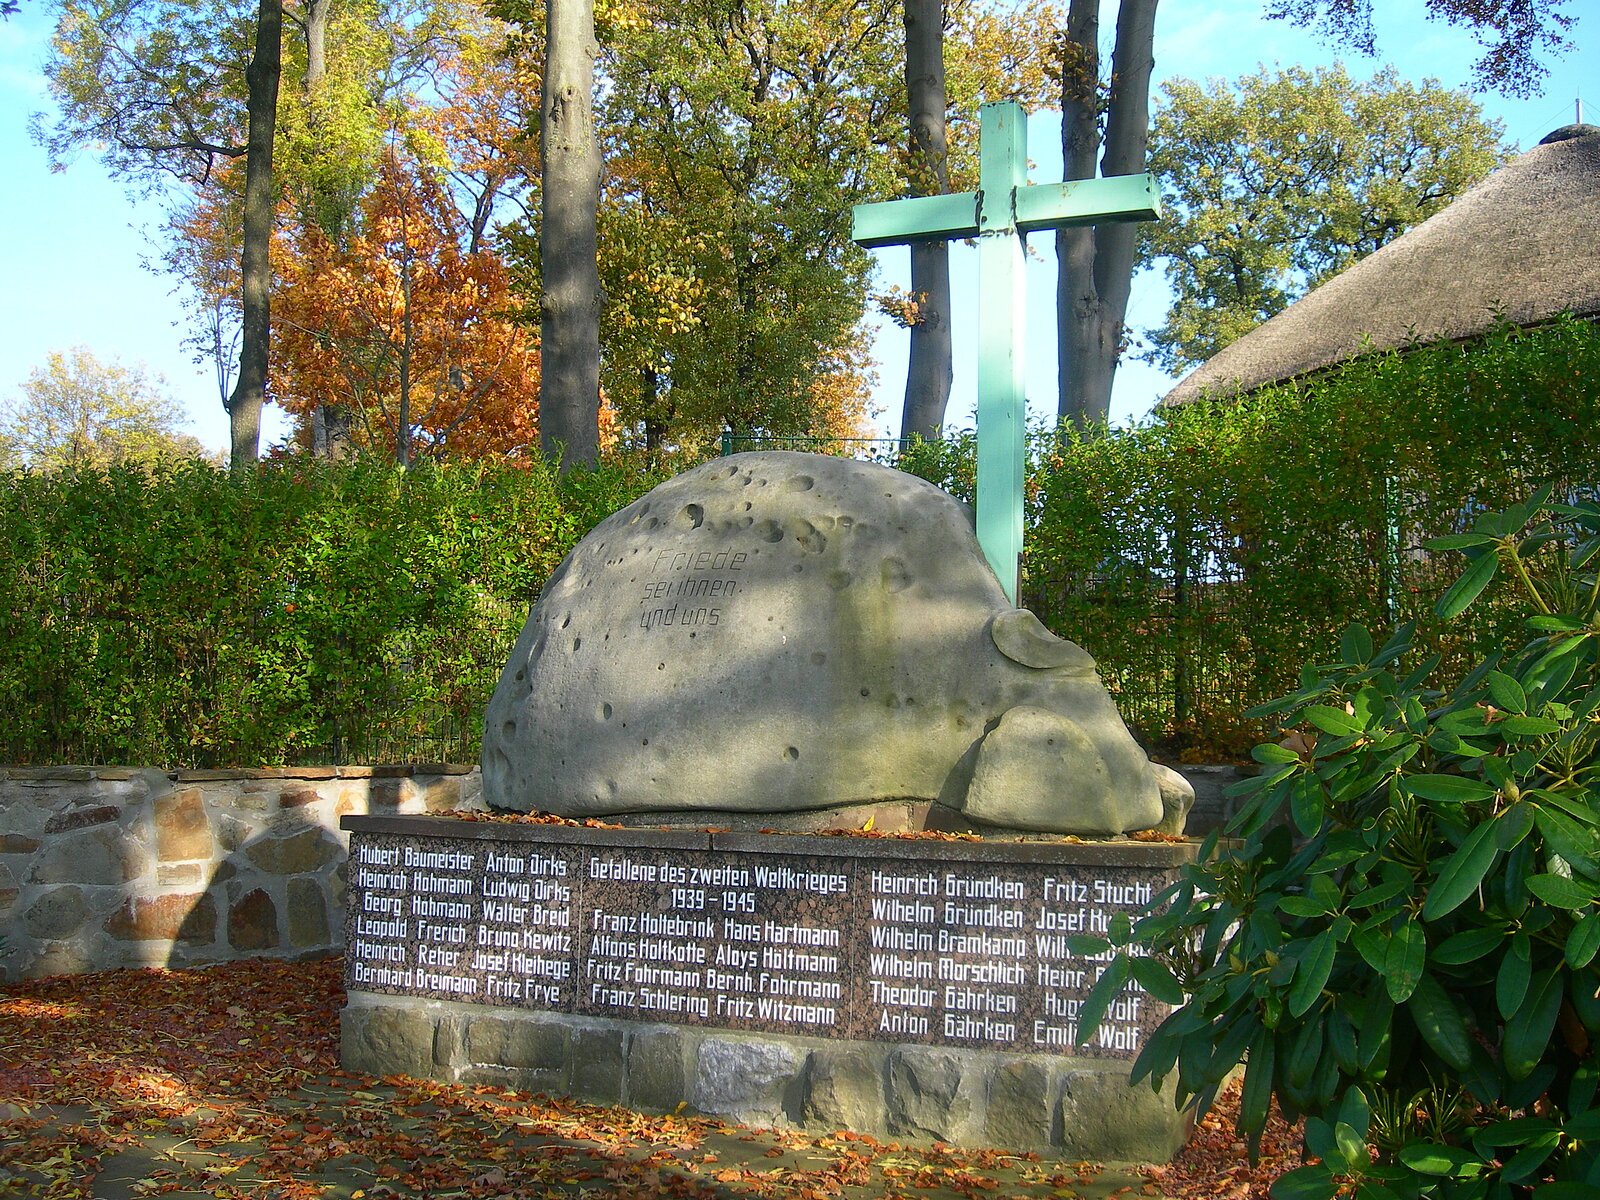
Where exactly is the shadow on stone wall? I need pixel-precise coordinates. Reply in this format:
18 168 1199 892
0 765 484 982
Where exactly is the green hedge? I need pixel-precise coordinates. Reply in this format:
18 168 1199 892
1020 315 1600 756
3 317 1596 767
0 456 666 767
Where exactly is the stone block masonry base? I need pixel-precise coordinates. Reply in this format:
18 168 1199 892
0 765 484 982
341 991 1192 1161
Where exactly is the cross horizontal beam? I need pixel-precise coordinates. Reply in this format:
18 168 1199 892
852 173 1158 248
852 191 979 248
1013 174 1159 233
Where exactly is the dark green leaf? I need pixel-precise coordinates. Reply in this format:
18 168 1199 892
1534 807 1599 864
1406 774 1497 803
1532 1184 1600 1200
1291 773 1326 836
1352 923 1391 974
1341 624 1375 665
1486 671 1528 714
1305 704 1364 736
1358 992 1394 1070
1424 533 1496 550
1072 953 1130 1046
1064 935 1111 956
1558 1106 1600 1141
1333 1121 1368 1170
1495 803 1536 850
1348 877 1410 910
1288 928 1338 1018
1287 1018 1325 1091
1525 873 1599 909
1399 1142 1483 1176
1408 972 1473 1070
1504 969 1563 1080
1530 788 1600 828
1327 1011 1360 1074
1253 742 1301 764
1528 614 1586 631
1437 709 1499 737
1239 1028 1277 1157
1573 530 1600 568
1127 955 1185 1005
1422 821 1502 920
1500 1139 1558 1183
1472 1116 1560 1149
1497 932 1531 1019
1270 1164 1338 1200
1384 922 1426 1004
1281 895 1337 917
1436 550 1500 620
1433 927 1504 965
1429 729 1491 757
1566 913 1600 968
1333 1085 1371 1143
1500 715 1563 736
1527 642 1586 703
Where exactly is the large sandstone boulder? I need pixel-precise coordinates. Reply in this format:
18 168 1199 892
482 452 1164 834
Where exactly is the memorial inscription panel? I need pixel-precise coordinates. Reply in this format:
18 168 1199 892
346 827 1178 1058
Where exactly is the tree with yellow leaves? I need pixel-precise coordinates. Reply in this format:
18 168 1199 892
1 348 208 472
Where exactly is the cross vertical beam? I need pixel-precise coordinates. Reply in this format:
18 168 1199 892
976 102 1027 602
852 101 1160 604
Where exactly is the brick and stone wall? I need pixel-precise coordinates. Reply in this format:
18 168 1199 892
0 766 484 982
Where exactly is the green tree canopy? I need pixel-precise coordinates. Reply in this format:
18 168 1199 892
525 0 1061 452
1 348 206 471
1266 0 1578 97
1139 63 1509 375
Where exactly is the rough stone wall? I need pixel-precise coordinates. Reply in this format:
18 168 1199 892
0 766 484 982
341 992 1192 1161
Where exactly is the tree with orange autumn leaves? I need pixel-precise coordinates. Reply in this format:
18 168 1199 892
273 149 542 465
163 10 555 465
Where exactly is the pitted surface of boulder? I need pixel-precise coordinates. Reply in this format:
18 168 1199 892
482 452 1162 833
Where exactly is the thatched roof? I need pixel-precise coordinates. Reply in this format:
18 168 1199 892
1161 123 1600 407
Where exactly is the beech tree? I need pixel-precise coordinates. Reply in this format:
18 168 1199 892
900 0 952 442
41 0 281 467
1054 0 1576 427
1140 65 1507 373
575 0 1058 451
1056 0 1155 430
1265 0 1577 98
538 0 602 470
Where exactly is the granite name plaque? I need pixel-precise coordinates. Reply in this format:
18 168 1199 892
343 818 1191 1058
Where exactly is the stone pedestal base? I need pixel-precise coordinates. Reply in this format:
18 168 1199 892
341 991 1192 1161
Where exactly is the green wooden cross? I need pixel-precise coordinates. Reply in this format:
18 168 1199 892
853 100 1160 603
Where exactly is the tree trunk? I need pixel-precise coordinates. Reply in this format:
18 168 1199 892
1056 0 1101 431
304 0 328 82
901 0 951 442
1055 0 1157 431
539 0 602 472
300 0 355 458
227 0 282 468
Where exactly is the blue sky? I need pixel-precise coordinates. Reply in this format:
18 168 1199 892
0 0 1591 452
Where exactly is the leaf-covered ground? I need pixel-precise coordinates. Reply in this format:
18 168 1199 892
0 959 1299 1199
